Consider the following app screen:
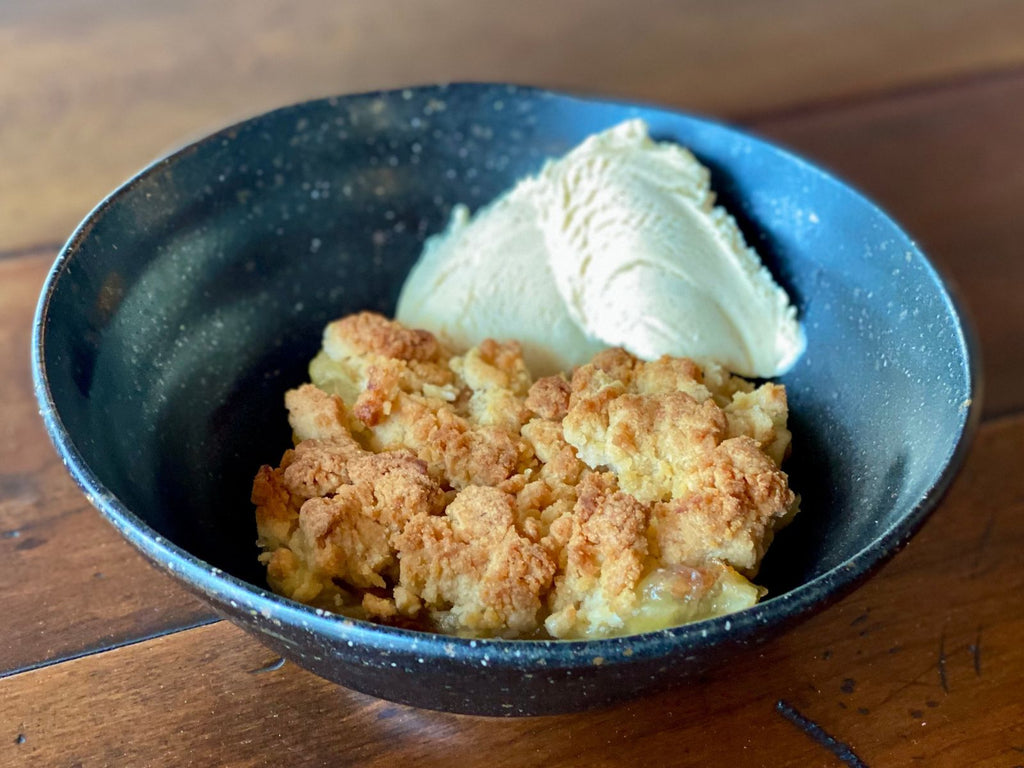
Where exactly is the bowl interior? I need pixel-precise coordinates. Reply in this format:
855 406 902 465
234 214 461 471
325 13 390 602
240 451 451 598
39 84 973 605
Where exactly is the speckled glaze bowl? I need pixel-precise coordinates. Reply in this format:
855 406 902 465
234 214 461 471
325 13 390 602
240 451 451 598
33 83 978 716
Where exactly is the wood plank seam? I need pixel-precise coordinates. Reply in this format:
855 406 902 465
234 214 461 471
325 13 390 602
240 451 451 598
775 699 868 768
0 241 63 262
742 60 1024 126
0 616 221 682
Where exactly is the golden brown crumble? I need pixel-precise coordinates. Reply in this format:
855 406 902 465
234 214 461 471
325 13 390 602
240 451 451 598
253 312 797 639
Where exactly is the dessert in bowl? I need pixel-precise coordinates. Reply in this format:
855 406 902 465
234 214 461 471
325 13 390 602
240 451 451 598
33 83 978 715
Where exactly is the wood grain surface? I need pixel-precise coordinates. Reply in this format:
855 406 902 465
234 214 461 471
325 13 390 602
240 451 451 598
3 415 1022 767
0 255 215 676
3 0 1024 252
3 1 1024 766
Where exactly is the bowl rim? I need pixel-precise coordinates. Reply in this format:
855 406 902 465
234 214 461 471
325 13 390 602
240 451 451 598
31 81 982 666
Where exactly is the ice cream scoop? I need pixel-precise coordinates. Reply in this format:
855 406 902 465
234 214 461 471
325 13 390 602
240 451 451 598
397 119 804 377
395 185 606 376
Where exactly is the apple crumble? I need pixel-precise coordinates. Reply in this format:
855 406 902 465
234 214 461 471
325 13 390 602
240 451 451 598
253 312 797 639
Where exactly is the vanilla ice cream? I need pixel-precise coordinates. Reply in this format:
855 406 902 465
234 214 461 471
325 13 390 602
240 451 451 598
394 187 607 376
396 119 804 378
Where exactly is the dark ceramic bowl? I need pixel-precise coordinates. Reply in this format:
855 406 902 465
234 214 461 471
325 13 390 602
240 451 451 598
33 83 979 716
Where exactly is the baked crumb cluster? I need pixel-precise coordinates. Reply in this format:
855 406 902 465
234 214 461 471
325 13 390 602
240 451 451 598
253 312 797 639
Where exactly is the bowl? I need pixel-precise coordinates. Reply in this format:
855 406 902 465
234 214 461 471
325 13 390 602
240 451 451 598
33 83 979 716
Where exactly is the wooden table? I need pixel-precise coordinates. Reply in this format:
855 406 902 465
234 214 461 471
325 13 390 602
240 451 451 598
3 2 1023 765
